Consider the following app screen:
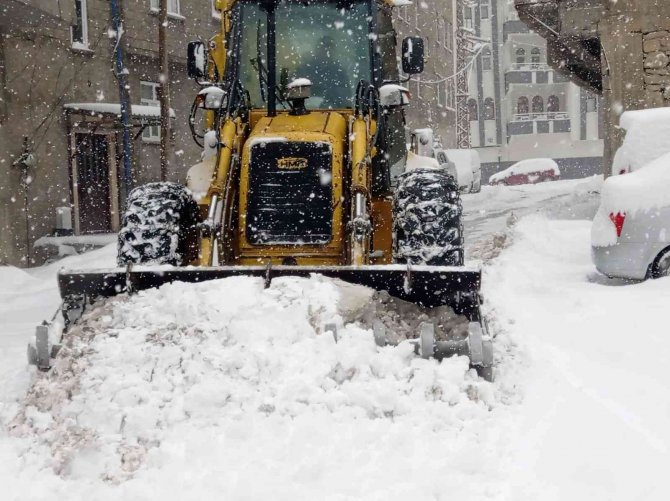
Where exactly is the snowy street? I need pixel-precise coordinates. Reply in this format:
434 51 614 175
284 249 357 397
1 178 668 500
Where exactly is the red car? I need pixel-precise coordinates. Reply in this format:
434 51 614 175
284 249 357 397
489 158 560 186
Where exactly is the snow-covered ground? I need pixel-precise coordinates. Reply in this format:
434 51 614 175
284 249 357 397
0 177 668 500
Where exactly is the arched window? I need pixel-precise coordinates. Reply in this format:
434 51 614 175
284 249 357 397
516 48 526 65
531 47 541 64
517 96 529 114
483 97 495 120
547 95 560 112
467 98 478 121
482 47 492 71
532 95 544 113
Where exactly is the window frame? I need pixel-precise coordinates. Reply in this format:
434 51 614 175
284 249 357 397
482 47 492 71
150 0 183 18
140 81 161 143
71 0 89 50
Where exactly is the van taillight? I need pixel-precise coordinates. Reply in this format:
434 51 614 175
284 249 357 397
609 212 626 237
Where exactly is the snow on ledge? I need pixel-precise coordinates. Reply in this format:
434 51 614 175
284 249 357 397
64 103 176 119
34 233 117 249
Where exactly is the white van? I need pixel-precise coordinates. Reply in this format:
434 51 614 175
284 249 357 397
434 148 481 193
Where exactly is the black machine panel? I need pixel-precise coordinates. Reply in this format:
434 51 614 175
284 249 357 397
246 141 333 245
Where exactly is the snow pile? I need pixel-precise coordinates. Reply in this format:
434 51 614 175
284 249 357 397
489 158 559 184
612 107 670 175
486 215 670 500
404 150 440 171
5 275 501 499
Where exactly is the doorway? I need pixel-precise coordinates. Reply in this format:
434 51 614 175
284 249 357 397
72 132 118 234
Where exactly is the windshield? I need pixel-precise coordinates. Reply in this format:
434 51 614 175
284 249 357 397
235 0 373 110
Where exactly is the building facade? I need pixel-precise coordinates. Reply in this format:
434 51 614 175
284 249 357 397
465 0 603 182
393 0 458 148
0 0 223 266
515 0 670 176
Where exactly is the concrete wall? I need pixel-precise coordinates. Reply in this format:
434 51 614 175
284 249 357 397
0 0 221 266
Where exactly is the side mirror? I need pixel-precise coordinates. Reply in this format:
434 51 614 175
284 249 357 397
402 36 424 75
187 41 208 81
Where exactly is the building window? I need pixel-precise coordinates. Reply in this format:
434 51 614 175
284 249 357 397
586 94 597 112
532 95 544 113
468 98 478 121
548 95 560 112
480 3 489 19
483 97 495 120
437 78 444 107
445 21 452 50
140 81 161 142
517 96 529 114
482 47 492 71
464 7 472 29
71 0 89 49
516 48 526 65
150 0 181 16
531 47 541 64
446 78 460 110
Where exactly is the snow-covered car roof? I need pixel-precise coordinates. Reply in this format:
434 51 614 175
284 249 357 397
602 150 670 214
612 107 670 175
489 158 559 183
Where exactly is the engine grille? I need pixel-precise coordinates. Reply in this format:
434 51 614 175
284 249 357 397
246 141 333 245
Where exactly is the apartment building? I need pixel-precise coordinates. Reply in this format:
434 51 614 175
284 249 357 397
464 0 603 181
393 0 458 148
0 0 222 266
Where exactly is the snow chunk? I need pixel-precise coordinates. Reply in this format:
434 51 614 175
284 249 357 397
287 78 312 88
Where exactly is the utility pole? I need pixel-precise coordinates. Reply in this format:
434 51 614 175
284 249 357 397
110 0 134 194
158 0 170 181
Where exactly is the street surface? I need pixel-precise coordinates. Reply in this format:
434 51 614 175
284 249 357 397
0 176 668 500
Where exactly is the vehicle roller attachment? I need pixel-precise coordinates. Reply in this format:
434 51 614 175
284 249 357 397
27 322 61 371
467 322 494 381
419 322 435 359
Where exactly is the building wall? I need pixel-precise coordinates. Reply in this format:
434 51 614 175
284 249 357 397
466 0 603 183
515 0 670 175
0 0 221 266
394 0 457 148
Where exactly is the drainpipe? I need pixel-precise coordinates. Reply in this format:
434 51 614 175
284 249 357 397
110 0 134 196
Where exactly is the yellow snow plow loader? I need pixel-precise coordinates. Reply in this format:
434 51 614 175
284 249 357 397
33 0 493 380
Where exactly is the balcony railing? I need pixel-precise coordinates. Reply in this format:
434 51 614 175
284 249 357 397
511 112 569 122
508 62 550 71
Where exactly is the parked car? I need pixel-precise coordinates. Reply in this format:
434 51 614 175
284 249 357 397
434 148 481 193
592 151 670 280
611 107 670 175
489 158 560 186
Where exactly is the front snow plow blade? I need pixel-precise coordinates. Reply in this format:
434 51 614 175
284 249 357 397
33 265 493 380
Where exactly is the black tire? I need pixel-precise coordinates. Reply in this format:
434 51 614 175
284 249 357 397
648 247 670 279
394 167 464 266
118 182 201 266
